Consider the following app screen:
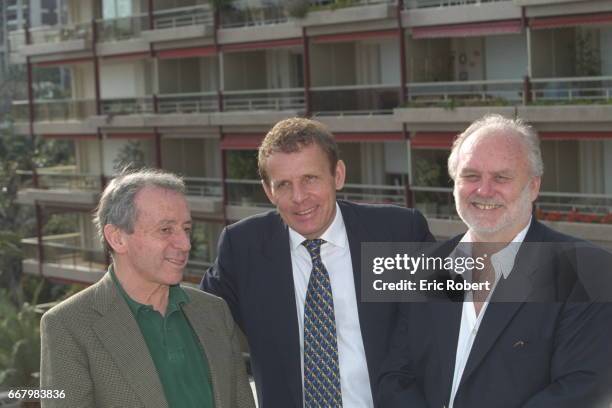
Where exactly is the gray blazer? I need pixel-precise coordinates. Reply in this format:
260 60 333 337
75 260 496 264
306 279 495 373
40 272 255 408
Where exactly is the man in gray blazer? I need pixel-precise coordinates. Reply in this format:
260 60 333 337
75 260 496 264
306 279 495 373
40 170 254 408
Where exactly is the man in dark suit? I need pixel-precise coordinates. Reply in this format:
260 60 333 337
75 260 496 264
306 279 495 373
378 114 612 408
201 117 434 407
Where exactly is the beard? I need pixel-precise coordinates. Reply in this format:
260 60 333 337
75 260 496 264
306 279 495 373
454 181 534 239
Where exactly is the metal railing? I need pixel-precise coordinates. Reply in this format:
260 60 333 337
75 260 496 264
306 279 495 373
11 99 97 122
404 0 508 9
337 183 406 205
530 76 612 103
223 88 305 112
225 179 272 207
95 13 148 42
220 4 288 28
157 92 218 114
21 235 107 272
184 177 223 198
406 79 524 105
310 0 395 8
101 97 154 115
536 191 612 223
311 84 401 115
153 5 213 29
410 186 457 219
24 21 92 45
16 169 101 191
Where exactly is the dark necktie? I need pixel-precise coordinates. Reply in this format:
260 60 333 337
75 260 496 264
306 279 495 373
302 239 342 407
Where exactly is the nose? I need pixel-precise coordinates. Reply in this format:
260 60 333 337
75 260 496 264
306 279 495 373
291 183 306 203
174 230 191 252
477 177 495 197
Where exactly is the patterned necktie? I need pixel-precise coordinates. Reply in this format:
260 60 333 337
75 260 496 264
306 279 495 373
302 239 342 407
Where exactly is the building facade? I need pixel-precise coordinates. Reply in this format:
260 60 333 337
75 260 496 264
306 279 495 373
8 0 612 284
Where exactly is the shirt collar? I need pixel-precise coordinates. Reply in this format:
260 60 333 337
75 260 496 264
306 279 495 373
288 202 348 251
110 265 190 316
453 217 531 279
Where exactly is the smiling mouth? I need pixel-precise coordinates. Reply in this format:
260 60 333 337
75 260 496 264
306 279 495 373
295 206 317 216
166 258 187 266
472 203 503 210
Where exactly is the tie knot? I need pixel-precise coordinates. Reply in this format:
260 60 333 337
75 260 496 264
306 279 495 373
302 239 325 258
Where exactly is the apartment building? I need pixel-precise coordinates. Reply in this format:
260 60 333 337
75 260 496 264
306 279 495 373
8 0 612 284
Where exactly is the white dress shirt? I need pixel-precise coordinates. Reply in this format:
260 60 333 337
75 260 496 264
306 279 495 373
448 219 531 408
289 203 373 408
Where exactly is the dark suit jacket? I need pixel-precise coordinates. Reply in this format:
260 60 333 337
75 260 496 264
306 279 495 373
201 200 434 408
378 219 612 408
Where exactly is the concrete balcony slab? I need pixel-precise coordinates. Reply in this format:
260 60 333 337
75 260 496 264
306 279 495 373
218 24 302 45
22 259 105 284
403 1 520 28
19 38 92 57
299 3 395 27
142 24 214 43
16 188 99 207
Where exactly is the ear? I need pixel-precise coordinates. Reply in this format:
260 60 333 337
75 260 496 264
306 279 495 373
261 180 276 205
529 176 541 202
104 224 128 254
335 160 346 190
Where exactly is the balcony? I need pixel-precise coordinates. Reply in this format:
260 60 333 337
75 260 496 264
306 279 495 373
406 79 524 107
311 84 401 115
222 88 305 112
157 92 219 114
101 97 154 115
8 22 93 58
220 3 288 28
530 76 612 105
404 0 509 9
184 177 224 215
337 183 407 206
142 5 214 43
95 14 148 43
21 234 107 284
16 169 101 207
12 99 97 122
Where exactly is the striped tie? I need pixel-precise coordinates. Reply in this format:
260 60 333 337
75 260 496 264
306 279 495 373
302 239 342 407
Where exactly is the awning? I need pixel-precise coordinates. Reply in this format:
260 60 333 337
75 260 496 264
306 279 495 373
335 132 404 142
312 29 398 44
540 131 612 140
156 46 216 59
220 133 265 150
530 12 612 30
411 19 522 39
411 132 456 149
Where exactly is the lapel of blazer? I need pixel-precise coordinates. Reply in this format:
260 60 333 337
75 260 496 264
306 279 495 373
182 296 227 408
92 272 168 408
261 213 302 408
421 237 464 404
459 219 544 387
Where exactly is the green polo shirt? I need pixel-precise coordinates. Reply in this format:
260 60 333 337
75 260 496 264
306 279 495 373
111 268 215 408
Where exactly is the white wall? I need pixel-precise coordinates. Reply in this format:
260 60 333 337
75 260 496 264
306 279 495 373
485 33 527 79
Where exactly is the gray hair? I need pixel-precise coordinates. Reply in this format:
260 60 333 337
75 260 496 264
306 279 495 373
94 169 186 254
447 114 544 180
